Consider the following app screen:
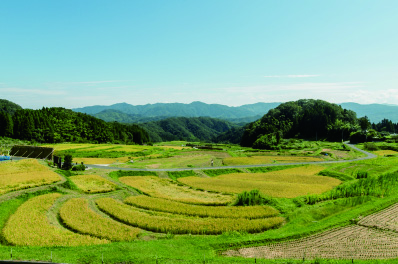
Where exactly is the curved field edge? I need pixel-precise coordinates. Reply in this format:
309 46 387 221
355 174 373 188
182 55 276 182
124 195 279 219
59 198 141 241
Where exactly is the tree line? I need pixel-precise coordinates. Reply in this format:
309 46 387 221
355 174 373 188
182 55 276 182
0 106 150 144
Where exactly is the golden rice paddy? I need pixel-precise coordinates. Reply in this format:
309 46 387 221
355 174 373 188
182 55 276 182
73 157 130 164
69 174 117 193
120 176 233 205
179 165 341 198
0 159 61 194
59 198 140 241
96 197 284 234
3 193 108 246
124 195 279 219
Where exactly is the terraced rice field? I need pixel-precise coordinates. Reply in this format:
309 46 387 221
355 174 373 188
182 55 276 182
223 156 324 166
59 198 140 241
0 159 61 194
179 165 340 198
3 193 108 246
96 197 284 235
69 174 117 193
120 176 233 205
124 195 279 219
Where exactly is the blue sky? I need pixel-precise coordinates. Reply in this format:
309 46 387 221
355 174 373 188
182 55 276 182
1 0 397 109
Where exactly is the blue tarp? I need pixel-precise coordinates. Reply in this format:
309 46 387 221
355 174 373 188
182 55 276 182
0 156 10 161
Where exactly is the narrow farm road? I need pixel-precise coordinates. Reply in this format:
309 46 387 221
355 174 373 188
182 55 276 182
86 142 378 172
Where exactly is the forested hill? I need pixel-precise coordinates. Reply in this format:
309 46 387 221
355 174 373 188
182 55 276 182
0 106 150 144
140 117 238 142
0 99 22 115
241 99 358 149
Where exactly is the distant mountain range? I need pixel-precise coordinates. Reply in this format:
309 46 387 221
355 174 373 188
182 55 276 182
73 101 398 124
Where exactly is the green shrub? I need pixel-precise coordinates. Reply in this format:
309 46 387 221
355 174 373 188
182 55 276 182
364 142 379 151
71 164 86 171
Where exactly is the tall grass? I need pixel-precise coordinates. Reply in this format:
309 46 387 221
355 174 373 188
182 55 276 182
167 170 196 180
203 168 242 177
301 171 398 205
234 190 270 206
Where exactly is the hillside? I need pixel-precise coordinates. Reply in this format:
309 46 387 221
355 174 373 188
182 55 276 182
0 99 23 115
140 117 238 142
241 99 358 149
0 105 150 144
74 101 280 119
74 101 398 124
341 102 398 123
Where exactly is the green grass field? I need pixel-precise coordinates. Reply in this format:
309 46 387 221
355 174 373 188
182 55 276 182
1 141 398 263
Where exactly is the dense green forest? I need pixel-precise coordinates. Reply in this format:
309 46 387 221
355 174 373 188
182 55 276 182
0 101 149 144
241 99 398 149
140 117 238 142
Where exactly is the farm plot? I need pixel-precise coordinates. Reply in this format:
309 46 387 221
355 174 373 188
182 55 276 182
120 176 233 205
59 198 140 241
358 203 398 231
223 156 323 166
0 159 61 194
3 193 108 246
73 157 130 165
69 174 117 193
124 195 279 219
115 153 219 169
179 165 340 198
374 150 398 156
224 225 398 260
96 198 284 235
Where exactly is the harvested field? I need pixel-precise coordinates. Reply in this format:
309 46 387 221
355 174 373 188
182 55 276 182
120 176 233 205
224 225 398 260
59 198 140 241
359 203 398 231
124 195 279 219
69 174 117 193
0 159 61 194
179 165 340 198
96 198 284 235
3 193 108 246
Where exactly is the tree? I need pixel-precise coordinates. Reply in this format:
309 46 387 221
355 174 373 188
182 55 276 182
0 112 13 137
62 154 73 170
358 116 371 132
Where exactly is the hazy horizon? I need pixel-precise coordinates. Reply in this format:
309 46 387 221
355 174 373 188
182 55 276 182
1 1 397 109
